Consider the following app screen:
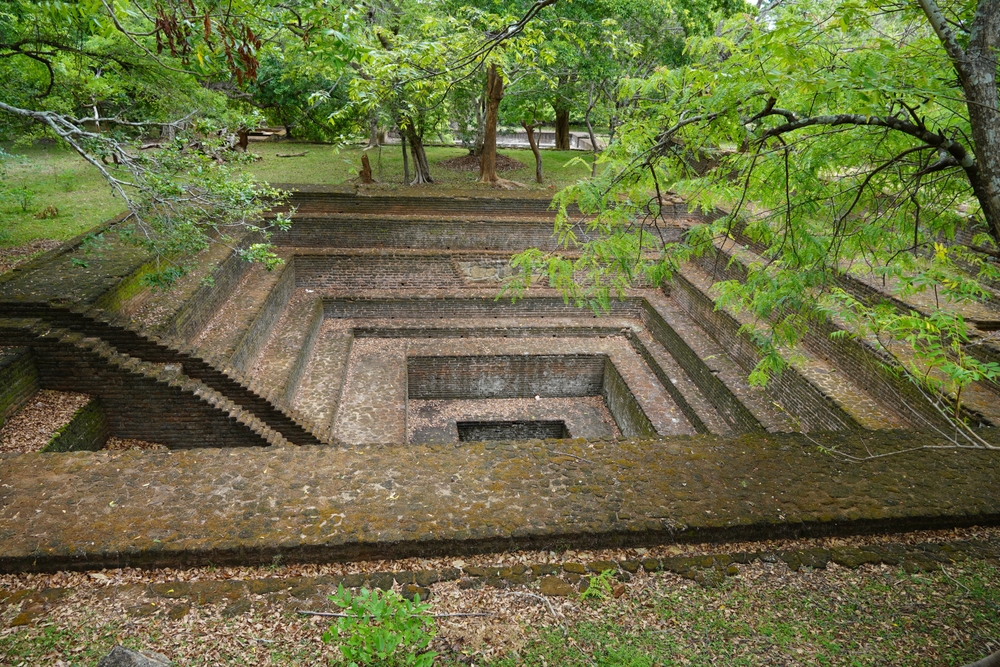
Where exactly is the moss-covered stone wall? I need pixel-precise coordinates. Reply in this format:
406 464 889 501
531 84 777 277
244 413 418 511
42 398 109 452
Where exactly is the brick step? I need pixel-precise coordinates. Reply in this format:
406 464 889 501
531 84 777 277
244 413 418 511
1 306 324 446
627 327 731 435
108 241 237 335
191 261 293 371
677 264 870 432
292 324 355 442
722 227 1000 399
701 240 992 430
332 337 407 445
0 319 288 449
727 222 1000 326
0 346 38 429
248 292 324 411
280 192 568 216
641 291 797 433
273 219 685 253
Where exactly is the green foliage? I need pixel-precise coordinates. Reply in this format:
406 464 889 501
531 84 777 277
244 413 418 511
322 586 437 667
825 290 1000 418
580 569 616 602
508 0 1000 420
0 0 295 280
2 185 35 212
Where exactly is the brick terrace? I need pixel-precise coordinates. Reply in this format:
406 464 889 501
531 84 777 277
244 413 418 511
1 187 999 570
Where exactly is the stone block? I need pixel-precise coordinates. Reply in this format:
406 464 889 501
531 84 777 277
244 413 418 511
98 645 171 667
539 576 575 597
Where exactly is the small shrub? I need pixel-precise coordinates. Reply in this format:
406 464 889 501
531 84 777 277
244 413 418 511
322 585 437 667
10 186 36 212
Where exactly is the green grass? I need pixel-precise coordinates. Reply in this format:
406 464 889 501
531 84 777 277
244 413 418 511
0 140 594 251
0 143 120 248
3 562 998 666
490 563 1000 667
245 141 594 191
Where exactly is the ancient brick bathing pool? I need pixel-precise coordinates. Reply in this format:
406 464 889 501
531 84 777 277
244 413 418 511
0 187 998 573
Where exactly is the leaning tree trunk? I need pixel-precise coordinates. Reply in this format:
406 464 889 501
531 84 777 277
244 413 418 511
479 65 504 184
522 121 543 183
554 106 570 150
404 124 433 185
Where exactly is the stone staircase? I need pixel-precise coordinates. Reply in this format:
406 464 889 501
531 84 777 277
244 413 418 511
5 190 979 451
0 319 288 449
695 237 996 430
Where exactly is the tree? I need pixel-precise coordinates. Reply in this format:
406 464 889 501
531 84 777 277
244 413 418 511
508 0 1000 440
0 0 301 283
478 64 505 184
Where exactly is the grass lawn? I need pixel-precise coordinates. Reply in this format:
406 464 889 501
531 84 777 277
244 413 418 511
245 141 594 191
0 140 593 256
0 142 120 248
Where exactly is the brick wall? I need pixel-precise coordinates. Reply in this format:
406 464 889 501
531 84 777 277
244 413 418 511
43 398 109 452
283 299 325 407
601 357 657 438
638 302 761 434
325 297 644 320
296 255 465 290
0 347 38 427
693 246 947 430
407 355 607 399
166 235 263 341
671 272 861 432
624 333 709 434
275 217 685 252
23 333 274 449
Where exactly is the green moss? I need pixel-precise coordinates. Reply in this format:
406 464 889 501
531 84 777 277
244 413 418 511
43 399 109 452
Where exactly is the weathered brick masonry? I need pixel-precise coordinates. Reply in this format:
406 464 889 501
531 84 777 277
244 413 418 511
2 190 1000 572
1 430 998 573
0 348 38 427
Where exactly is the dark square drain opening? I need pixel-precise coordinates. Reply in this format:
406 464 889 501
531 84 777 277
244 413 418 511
456 420 570 442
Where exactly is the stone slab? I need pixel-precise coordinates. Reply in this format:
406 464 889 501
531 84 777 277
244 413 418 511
1 430 998 573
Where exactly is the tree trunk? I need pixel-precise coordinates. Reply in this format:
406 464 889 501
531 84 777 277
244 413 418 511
366 114 380 149
584 83 599 177
404 124 433 185
554 107 570 150
473 91 486 157
919 0 1000 243
522 121 543 183
961 647 1000 667
359 153 374 183
401 132 410 184
961 1 1000 243
478 64 504 184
